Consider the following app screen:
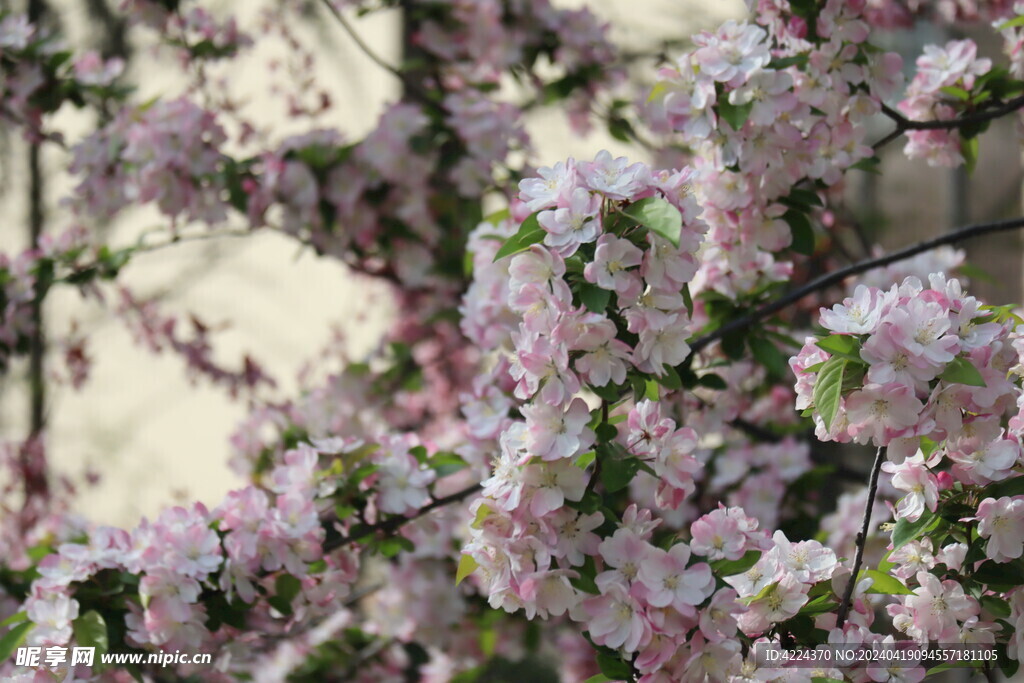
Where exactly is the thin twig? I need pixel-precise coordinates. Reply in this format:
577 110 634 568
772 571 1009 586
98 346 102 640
323 482 481 553
874 95 1024 150
316 0 443 114
686 215 1024 359
835 446 885 630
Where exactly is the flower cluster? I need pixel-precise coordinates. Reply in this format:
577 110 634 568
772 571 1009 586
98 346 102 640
650 2 903 298
69 98 229 225
898 39 994 166
794 274 1015 460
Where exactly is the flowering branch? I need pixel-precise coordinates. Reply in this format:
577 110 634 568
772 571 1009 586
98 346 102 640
835 447 886 630
874 95 1024 149
687 215 1024 358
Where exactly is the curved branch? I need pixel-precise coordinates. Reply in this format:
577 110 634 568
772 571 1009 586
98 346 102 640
874 95 1024 150
323 482 482 553
687 215 1024 358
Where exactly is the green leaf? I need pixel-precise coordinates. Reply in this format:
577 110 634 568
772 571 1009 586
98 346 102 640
718 98 754 131
0 622 32 662
983 475 1024 499
798 593 837 616
277 572 302 598
595 423 618 443
709 550 761 575
483 208 510 224
940 356 986 387
784 210 815 255
600 450 642 493
812 356 848 431
860 569 913 595
493 212 545 261
584 676 615 683
644 379 660 402
740 580 780 605
656 365 683 391
981 595 1011 619
350 463 380 486
456 554 479 586
891 509 938 550
0 612 27 629
940 85 971 100
380 535 415 558
750 338 790 379
815 334 863 362
849 157 882 174
579 283 611 313
769 54 809 70
782 188 824 209
596 652 632 680
697 373 728 390
571 555 600 594
576 450 597 469
428 451 468 477
73 610 109 656
682 283 694 316
997 15 1024 30
623 197 683 247
962 135 979 175
974 560 1024 589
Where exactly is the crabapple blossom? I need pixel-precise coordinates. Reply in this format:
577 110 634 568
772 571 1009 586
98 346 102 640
976 496 1024 562
882 451 940 522
902 571 979 641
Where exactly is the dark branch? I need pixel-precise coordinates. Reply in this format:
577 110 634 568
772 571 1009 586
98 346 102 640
686 215 1024 358
874 95 1024 150
835 446 885 630
323 482 481 553
316 0 444 115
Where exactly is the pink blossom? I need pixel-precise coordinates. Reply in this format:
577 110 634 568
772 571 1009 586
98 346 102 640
583 582 652 653
637 543 714 612
584 234 644 294
977 496 1024 562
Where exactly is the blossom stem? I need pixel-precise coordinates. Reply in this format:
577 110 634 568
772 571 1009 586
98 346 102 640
835 446 885 630
686 215 1024 359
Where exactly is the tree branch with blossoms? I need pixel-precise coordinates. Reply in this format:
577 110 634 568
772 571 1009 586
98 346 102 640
687 214 1024 358
11 0 1024 681
874 94 1024 150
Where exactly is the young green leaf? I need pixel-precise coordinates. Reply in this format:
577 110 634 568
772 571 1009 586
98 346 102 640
623 197 683 247
784 209 815 255
718 98 754 131
815 334 863 362
860 569 913 595
579 283 612 313
456 554 479 586
891 509 938 550
812 356 848 431
73 611 109 656
940 356 986 387
493 212 545 261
